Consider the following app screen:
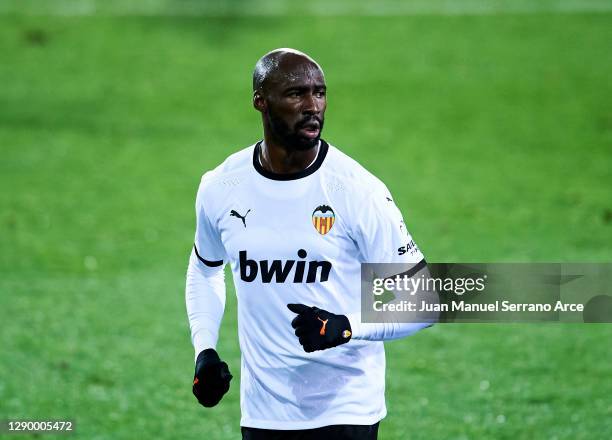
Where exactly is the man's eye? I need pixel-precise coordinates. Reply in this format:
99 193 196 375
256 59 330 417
315 91 326 98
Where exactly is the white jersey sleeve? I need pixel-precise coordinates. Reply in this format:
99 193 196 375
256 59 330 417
185 176 228 360
194 175 227 266
352 183 424 265
348 183 431 341
185 250 226 359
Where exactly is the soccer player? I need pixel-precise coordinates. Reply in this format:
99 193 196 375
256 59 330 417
185 48 432 440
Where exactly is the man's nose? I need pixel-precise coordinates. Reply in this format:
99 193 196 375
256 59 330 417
302 93 319 114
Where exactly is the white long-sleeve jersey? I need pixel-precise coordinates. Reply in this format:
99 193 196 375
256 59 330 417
185 140 430 429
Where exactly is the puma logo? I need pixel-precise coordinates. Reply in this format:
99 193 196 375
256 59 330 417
317 317 329 336
230 209 251 228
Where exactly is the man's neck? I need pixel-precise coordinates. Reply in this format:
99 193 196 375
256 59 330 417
259 139 320 174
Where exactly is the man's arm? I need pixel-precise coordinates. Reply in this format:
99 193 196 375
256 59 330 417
288 263 438 350
188 175 229 355
186 176 232 407
346 263 439 341
347 184 437 340
185 249 226 358
185 249 233 407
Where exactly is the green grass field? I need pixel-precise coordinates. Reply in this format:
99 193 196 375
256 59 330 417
1 1 611 439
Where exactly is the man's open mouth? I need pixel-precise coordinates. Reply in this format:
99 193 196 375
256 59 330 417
298 121 321 139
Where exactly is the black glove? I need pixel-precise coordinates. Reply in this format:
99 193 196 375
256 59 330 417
192 348 232 407
287 303 352 353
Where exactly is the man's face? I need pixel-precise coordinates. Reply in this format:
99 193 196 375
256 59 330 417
262 59 327 151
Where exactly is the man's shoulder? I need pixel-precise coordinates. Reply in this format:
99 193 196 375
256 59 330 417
325 142 387 195
199 142 256 187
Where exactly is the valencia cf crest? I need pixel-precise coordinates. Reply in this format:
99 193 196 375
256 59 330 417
312 205 335 235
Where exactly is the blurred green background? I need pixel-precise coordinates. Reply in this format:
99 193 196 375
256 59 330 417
1 1 611 439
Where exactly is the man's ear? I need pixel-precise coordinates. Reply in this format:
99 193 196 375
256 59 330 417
253 90 266 113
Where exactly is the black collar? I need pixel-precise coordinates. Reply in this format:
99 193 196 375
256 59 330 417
252 140 329 181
